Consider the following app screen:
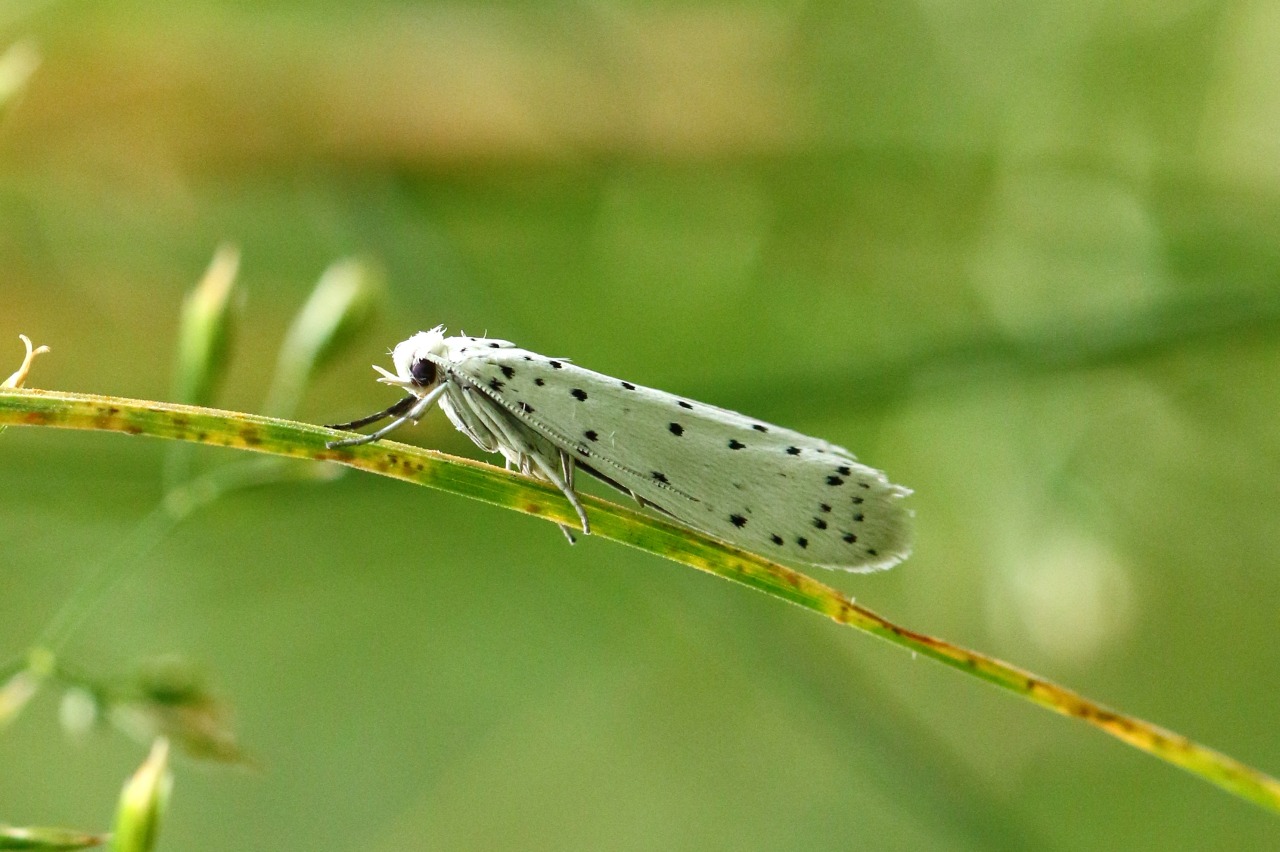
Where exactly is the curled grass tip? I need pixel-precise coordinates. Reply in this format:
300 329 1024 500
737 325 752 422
2 335 50 390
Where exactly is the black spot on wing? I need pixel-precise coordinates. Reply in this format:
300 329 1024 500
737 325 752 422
500 365 515 379
487 343 500 348
518 402 534 414
796 537 809 549
813 518 828 530
488 378 504 391
729 513 747 528
571 388 588 401
621 381 636 390
677 401 693 410
534 378 545 386
853 513 864 522
549 360 563 369
842 532 858 544
668 423 684 436
786 446 800 455
651 471 668 483
826 475 845 486
770 534 783 545
837 465 852 476
752 424 769 433
728 439 745 450
584 430 598 442
819 503 831 513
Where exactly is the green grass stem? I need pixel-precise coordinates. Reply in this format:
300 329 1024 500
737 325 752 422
3 386 1278 814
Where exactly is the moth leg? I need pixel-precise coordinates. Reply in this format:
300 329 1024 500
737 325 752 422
517 449 588 538
512 452 574 542
555 451 580 543
460 390 591 536
522 447 590 537
326 395 417 431
560 450 575 491
326 383 448 449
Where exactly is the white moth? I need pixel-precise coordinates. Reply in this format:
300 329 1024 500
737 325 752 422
327 327 913 571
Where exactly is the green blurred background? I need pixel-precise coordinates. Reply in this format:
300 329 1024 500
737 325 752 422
3 0 1279 849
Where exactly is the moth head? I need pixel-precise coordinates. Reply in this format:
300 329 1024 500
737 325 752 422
374 326 447 392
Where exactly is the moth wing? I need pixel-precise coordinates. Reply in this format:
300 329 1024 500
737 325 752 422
448 346 912 571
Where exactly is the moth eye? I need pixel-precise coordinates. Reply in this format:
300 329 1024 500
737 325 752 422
410 358 437 386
